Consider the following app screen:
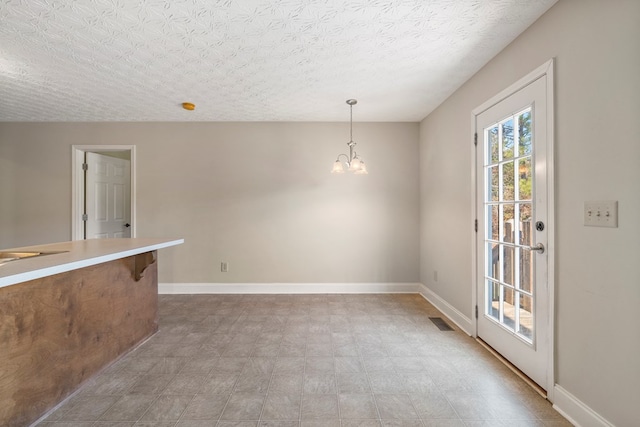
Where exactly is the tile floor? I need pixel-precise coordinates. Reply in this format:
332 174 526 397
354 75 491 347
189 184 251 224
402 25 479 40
37 294 572 426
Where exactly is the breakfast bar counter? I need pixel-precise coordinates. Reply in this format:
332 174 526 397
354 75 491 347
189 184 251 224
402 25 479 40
0 238 183 288
0 238 183 427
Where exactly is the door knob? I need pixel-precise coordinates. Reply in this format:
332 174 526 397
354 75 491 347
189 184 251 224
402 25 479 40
525 243 545 254
124 223 131 228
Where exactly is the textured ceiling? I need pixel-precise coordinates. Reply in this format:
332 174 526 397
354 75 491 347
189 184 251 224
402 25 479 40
0 0 557 122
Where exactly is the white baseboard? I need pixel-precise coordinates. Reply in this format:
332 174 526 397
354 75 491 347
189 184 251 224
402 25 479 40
552 385 614 427
159 282 421 294
417 283 473 335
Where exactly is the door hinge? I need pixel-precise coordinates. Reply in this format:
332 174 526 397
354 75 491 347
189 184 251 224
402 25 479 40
474 133 478 146
475 305 479 319
474 219 478 232
82 214 88 221
82 163 88 171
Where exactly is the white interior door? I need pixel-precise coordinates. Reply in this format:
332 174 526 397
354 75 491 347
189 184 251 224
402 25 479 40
476 76 549 389
85 152 131 239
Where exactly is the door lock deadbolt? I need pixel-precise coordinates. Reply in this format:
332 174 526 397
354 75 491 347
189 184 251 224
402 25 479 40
535 221 545 232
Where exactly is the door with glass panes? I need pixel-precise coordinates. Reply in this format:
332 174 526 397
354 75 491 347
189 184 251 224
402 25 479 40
476 75 549 389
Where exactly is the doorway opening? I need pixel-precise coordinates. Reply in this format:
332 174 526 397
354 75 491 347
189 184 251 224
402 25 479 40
471 59 555 398
71 145 136 240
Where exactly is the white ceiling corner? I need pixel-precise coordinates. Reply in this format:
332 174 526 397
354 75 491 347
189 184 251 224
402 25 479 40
0 0 558 122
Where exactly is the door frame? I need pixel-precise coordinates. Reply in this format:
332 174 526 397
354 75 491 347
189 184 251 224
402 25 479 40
71 145 137 240
470 59 555 399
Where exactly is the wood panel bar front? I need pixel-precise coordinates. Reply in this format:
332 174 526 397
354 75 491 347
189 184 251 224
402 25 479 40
0 252 159 427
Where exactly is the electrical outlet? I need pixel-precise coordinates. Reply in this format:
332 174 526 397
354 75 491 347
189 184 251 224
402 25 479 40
221 261 229 272
584 201 618 228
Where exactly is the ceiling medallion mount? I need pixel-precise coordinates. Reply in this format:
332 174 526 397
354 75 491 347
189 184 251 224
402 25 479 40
331 99 368 175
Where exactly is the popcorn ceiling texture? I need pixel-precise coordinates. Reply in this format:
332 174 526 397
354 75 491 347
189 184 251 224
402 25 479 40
0 0 556 121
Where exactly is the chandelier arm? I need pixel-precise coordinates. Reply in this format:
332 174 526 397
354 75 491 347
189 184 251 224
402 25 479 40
336 153 350 163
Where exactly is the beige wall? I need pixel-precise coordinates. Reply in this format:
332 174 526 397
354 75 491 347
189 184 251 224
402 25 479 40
419 0 640 425
0 121 420 284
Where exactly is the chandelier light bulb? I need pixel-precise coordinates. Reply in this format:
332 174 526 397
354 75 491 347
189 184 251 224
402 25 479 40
349 156 361 171
331 160 345 174
355 161 368 175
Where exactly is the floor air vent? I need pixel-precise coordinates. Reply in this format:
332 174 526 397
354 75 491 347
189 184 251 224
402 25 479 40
429 317 454 331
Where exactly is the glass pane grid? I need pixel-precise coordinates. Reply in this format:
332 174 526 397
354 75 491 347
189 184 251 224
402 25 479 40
486 154 531 167
482 107 534 344
484 277 533 298
486 240 534 251
484 287 533 344
486 202 532 208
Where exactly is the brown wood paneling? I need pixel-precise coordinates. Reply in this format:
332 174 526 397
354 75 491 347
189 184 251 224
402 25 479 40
0 252 158 427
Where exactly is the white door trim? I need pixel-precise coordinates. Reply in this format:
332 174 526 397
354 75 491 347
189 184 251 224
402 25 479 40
71 145 137 240
470 58 555 400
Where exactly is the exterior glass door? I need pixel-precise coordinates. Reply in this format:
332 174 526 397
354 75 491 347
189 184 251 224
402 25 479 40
476 75 549 389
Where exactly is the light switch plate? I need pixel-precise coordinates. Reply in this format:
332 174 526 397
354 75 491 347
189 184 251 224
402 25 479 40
584 201 618 227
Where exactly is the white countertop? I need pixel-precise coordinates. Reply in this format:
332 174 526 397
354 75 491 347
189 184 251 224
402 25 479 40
0 238 183 289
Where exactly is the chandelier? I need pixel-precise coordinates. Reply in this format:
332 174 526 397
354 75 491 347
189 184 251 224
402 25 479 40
331 99 368 174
